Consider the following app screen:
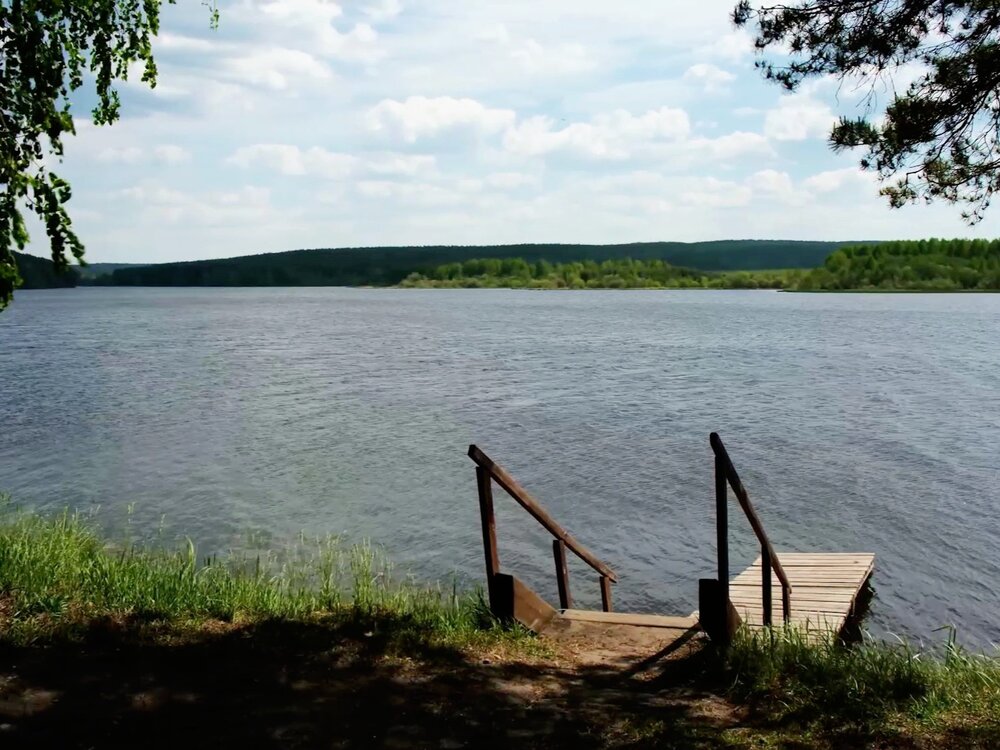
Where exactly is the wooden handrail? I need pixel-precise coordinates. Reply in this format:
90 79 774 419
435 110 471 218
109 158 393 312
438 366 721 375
468 444 618 583
710 432 792 625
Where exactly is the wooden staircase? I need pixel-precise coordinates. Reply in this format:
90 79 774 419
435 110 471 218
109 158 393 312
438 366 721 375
469 434 875 645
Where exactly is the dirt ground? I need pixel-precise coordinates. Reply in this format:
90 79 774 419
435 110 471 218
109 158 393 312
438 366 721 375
0 615 746 749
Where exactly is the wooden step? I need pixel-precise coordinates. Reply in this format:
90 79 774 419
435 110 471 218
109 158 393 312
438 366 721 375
560 609 699 629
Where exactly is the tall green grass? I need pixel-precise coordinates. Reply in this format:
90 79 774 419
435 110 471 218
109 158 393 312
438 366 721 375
0 502 526 650
726 626 1000 732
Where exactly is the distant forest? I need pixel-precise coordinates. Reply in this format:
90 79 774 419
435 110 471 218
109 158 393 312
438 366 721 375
91 240 853 287
13 252 79 290
402 258 802 289
18 238 999 293
795 239 1000 291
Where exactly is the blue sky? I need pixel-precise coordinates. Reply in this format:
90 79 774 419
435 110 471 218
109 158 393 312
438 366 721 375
27 0 1000 264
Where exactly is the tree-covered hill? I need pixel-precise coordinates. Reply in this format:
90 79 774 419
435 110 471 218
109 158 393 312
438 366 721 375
796 239 1000 291
13 252 80 290
96 240 857 287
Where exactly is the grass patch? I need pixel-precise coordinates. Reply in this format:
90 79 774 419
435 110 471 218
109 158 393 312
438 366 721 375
0 500 542 656
724 626 1000 745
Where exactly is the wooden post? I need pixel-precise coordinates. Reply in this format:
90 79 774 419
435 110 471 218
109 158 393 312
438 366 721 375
761 546 773 627
782 585 791 624
476 466 501 613
552 539 572 610
699 578 742 644
715 453 729 621
599 575 613 612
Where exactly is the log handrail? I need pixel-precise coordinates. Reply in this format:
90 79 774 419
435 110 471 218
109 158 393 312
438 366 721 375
710 432 792 626
469 444 618 582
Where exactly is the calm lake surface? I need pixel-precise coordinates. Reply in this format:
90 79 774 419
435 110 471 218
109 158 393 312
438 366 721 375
2 288 998 647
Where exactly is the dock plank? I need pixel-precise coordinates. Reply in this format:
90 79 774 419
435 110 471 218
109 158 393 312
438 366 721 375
729 551 874 637
560 609 698 630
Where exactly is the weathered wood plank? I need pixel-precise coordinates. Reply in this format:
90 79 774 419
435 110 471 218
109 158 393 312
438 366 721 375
561 610 699 629
730 591 854 604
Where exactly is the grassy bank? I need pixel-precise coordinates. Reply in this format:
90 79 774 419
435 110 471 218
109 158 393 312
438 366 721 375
1 505 998 747
722 627 1000 746
0 502 535 655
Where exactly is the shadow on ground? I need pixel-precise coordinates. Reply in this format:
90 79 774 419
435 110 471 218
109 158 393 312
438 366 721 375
0 615 734 749
1 616 998 749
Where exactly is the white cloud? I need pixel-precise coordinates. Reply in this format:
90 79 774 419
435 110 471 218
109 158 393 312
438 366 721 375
356 180 466 206
367 96 516 142
364 0 403 23
696 30 754 61
510 38 593 74
153 145 192 165
229 145 437 180
803 167 874 194
503 107 690 159
121 183 276 227
485 172 538 189
250 0 383 63
155 33 217 53
229 144 357 178
365 153 436 176
687 131 773 160
680 177 753 208
747 169 794 194
683 63 736 91
745 169 809 206
478 24 595 75
223 47 333 90
764 94 837 141
97 146 143 164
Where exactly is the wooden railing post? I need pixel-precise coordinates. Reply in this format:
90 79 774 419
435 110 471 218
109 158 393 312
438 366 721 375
467 446 617 583
599 576 613 612
711 432 793 635
761 546 773 627
476 466 501 613
552 539 572 610
715 452 729 624
469 445 619 622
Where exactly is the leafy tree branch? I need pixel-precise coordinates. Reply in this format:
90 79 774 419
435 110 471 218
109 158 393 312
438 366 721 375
735 0 1000 221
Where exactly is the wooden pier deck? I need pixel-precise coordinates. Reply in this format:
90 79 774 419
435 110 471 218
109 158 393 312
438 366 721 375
729 552 875 635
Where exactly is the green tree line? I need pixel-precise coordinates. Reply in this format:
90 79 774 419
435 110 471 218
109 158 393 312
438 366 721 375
401 239 1000 291
796 239 1000 291
400 257 804 289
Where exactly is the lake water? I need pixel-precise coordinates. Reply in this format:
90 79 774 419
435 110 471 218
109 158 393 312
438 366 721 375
2 288 998 647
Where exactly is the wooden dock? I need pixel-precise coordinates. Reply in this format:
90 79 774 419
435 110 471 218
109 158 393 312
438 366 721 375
729 552 875 634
